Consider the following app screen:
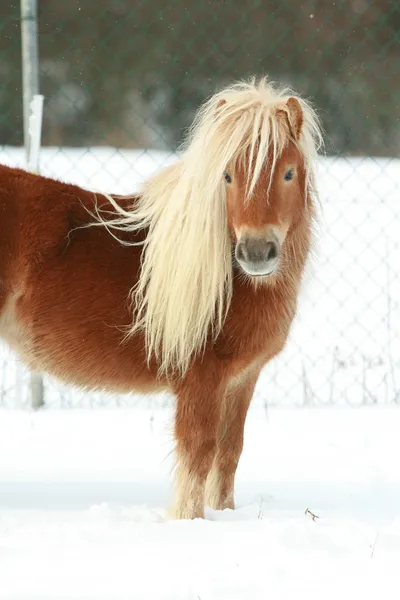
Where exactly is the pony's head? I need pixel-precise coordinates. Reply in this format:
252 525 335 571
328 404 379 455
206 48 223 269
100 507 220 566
223 97 309 278
100 77 323 375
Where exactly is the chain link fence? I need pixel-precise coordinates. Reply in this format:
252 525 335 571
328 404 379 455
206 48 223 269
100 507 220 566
0 0 399 408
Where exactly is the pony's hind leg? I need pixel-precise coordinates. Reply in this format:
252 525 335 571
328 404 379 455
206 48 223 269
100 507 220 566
171 362 226 520
205 367 261 511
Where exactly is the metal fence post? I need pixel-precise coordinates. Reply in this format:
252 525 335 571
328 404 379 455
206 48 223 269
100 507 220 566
20 0 44 409
21 0 39 157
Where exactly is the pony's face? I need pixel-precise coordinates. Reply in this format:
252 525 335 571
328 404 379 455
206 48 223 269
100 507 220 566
225 140 306 280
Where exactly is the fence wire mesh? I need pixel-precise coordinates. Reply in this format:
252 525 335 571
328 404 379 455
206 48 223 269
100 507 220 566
0 0 399 408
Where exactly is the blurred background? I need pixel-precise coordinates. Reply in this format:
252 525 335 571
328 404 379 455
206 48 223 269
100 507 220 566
0 0 399 408
2 0 400 155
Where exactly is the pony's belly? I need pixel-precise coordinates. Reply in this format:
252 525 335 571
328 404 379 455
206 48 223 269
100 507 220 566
44 360 168 395
0 290 167 396
27 332 168 396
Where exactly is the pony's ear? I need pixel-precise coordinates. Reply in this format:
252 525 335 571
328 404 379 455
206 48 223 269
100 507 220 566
278 97 303 140
215 98 226 112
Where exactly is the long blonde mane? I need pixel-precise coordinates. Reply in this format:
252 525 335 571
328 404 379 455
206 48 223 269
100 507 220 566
98 76 323 376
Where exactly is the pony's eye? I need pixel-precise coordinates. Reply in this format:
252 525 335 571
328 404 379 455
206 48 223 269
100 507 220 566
224 172 232 184
284 168 294 182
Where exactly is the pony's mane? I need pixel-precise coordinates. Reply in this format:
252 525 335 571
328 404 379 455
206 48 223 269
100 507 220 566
98 76 323 376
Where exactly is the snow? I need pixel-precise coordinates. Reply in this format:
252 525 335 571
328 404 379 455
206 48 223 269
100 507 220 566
1 406 400 599
0 146 399 408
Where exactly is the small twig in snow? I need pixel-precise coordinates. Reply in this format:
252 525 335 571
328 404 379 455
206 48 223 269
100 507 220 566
370 532 379 558
305 507 319 521
258 499 265 520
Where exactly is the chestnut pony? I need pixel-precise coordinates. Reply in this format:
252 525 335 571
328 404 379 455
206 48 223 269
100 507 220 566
0 77 322 519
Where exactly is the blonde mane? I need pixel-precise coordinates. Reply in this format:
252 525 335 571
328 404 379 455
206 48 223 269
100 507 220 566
98 76 323 376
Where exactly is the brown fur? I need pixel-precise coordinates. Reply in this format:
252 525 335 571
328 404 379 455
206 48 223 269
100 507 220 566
0 127 315 519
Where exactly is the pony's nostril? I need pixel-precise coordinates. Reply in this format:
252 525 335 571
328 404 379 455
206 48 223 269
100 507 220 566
235 242 248 263
265 241 279 262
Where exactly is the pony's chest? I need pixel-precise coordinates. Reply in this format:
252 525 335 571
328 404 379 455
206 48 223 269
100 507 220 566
216 286 296 360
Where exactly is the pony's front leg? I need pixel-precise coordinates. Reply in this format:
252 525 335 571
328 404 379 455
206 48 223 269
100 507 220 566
205 366 261 512
170 362 226 520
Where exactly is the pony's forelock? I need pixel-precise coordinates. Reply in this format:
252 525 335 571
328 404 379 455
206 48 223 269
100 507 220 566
96 76 322 376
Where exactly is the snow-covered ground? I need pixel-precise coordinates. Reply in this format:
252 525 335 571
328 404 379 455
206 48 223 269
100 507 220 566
0 146 399 408
0 147 399 598
1 406 400 599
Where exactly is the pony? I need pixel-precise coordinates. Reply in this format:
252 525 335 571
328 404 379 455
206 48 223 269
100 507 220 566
0 76 322 519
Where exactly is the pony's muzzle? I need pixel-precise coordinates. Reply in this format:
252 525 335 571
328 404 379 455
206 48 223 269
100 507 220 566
235 235 280 276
